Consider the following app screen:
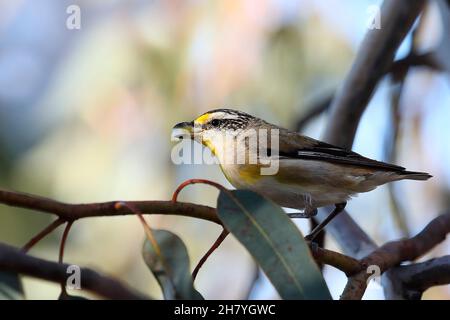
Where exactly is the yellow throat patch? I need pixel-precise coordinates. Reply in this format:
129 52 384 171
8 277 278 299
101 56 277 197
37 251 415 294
202 138 216 156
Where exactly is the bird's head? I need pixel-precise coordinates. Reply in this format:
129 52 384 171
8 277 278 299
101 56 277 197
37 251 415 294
172 109 260 154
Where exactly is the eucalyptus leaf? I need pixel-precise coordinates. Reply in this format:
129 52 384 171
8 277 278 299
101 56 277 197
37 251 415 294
142 229 203 300
0 271 24 300
217 189 331 300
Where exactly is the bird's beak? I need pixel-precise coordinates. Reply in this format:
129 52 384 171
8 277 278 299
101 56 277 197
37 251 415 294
172 121 194 140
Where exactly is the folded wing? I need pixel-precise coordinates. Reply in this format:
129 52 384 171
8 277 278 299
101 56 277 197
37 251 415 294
275 129 405 172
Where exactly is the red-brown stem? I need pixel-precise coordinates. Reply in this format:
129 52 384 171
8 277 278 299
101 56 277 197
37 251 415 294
172 179 230 281
59 221 74 295
115 201 176 293
114 202 157 249
172 179 227 202
22 218 65 253
192 228 229 280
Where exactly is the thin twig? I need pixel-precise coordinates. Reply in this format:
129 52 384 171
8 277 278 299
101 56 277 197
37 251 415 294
22 218 65 252
192 228 229 280
172 178 227 202
58 221 74 296
58 222 74 264
116 201 178 298
295 95 332 132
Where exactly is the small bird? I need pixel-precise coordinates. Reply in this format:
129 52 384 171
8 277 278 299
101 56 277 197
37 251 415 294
172 109 431 240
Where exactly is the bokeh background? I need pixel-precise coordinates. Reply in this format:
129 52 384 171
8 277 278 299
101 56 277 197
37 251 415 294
0 0 449 300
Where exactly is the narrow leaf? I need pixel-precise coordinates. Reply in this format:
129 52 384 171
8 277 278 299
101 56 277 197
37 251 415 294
142 229 203 300
0 271 24 300
217 189 331 300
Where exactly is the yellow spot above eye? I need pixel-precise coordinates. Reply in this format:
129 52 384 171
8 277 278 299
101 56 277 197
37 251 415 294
195 113 210 125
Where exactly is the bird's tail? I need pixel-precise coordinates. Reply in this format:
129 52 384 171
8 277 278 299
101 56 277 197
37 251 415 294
398 170 432 181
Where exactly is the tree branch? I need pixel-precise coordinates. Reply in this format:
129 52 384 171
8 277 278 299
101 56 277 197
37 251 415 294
341 212 450 300
384 256 450 299
315 1 427 261
322 0 426 148
295 51 440 133
0 242 149 300
22 218 64 252
0 189 221 225
310 245 362 276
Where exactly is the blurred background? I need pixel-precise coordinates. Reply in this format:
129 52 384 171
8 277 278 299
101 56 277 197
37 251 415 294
0 0 449 300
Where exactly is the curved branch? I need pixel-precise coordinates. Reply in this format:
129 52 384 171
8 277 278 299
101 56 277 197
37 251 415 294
315 1 427 261
385 256 450 299
323 0 426 148
0 189 221 225
341 212 450 300
310 245 362 276
22 218 64 252
295 52 440 133
0 243 149 300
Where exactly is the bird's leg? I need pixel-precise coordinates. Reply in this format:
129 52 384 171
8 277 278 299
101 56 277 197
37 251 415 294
305 202 346 242
288 209 317 218
303 194 317 218
288 194 317 218
304 206 318 218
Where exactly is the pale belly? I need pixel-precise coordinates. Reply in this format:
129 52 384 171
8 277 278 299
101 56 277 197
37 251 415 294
220 163 353 209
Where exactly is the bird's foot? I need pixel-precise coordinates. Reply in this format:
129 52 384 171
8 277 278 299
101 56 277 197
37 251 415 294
304 233 315 242
305 207 318 217
288 209 317 219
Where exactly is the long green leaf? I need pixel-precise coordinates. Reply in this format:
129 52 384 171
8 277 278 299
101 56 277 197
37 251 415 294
217 189 331 300
142 229 203 300
0 271 24 300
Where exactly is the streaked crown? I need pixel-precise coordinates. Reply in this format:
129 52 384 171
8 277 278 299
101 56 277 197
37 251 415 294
194 109 257 131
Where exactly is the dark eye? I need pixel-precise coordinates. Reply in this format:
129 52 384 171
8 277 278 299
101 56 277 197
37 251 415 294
211 119 221 127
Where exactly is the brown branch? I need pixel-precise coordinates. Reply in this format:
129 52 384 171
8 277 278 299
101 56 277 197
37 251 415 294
322 0 426 148
0 242 149 300
294 52 440 133
310 245 362 277
0 188 224 299
389 52 442 81
0 189 221 225
58 222 73 264
341 212 450 300
383 21 424 239
295 95 332 132
385 256 450 299
22 218 64 252
315 1 427 261
58 221 74 296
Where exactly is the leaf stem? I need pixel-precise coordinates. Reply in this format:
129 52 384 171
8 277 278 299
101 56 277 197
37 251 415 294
58 220 74 296
172 179 227 202
192 228 229 280
22 218 65 252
